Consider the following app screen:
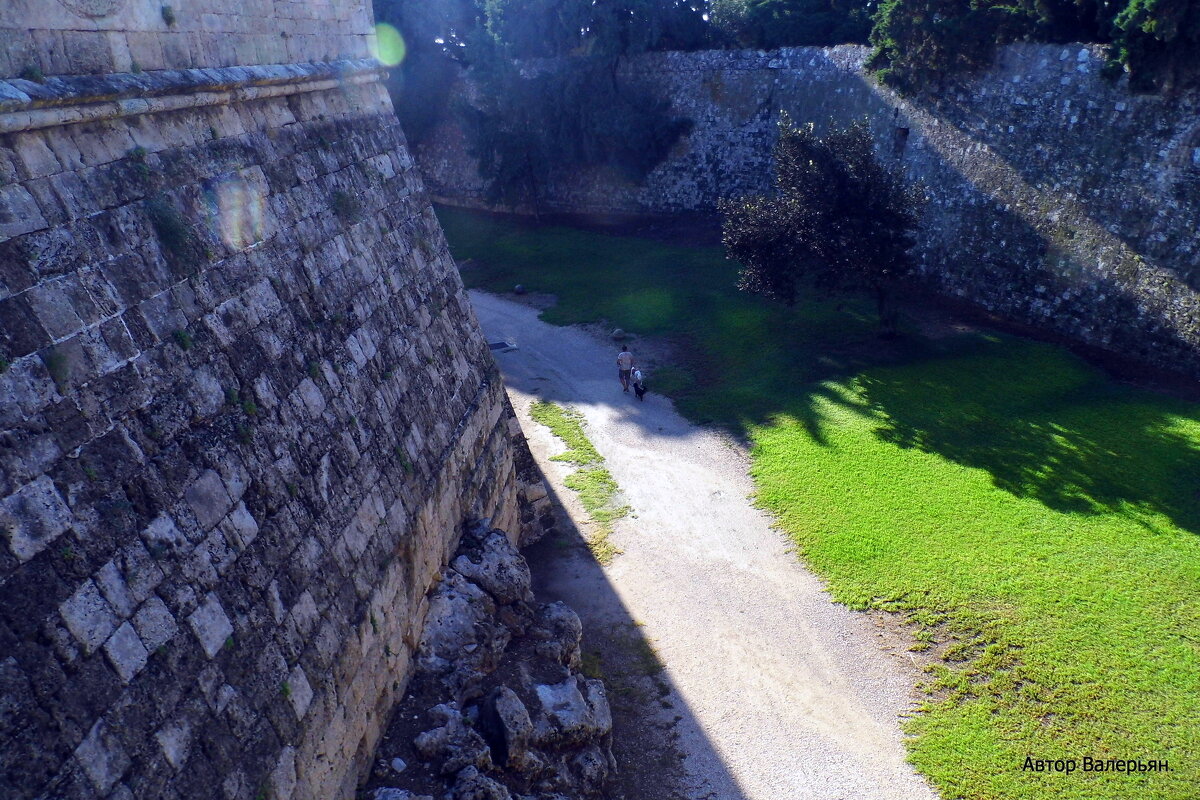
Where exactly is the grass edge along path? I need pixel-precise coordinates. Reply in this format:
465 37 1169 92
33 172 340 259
528 400 630 564
442 206 1200 800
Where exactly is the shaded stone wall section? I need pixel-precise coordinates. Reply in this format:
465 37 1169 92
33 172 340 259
0 61 525 800
417 44 1200 377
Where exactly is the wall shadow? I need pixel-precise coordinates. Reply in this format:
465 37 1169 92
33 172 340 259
521 470 745 799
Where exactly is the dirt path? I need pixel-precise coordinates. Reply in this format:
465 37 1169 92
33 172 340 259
472 291 940 800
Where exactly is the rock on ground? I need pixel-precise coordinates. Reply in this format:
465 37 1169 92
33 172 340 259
367 522 615 800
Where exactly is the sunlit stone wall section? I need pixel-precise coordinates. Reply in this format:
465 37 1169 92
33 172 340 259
0 0 374 78
0 5 530 800
418 44 1200 377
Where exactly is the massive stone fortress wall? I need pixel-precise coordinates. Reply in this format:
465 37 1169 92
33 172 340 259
0 5 530 800
0 0 373 78
418 45 1200 377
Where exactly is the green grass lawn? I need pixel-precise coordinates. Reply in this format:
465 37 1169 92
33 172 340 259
439 205 1200 800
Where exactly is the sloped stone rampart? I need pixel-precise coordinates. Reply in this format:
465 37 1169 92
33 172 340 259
0 49 531 800
418 44 1200 377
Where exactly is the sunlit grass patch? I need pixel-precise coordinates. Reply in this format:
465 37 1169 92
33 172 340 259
529 400 629 564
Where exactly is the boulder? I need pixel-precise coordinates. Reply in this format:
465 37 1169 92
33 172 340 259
413 704 493 776
416 571 509 699
532 676 612 748
526 603 582 671
451 766 512 800
491 686 537 773
452 529 533 606
371 790 432 800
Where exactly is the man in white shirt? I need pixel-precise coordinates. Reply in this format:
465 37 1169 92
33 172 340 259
616 345 635 392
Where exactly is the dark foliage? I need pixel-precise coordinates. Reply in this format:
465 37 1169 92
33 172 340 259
868 0 1200 91
374 0 481 143
483 0 711 57
721 116 922 331
1109 0 1200 90
710 0 876 48
868 0 1035 89
461 47 693 207
146 196 205 273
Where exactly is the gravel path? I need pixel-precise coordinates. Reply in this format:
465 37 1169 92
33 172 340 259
472 291 940 800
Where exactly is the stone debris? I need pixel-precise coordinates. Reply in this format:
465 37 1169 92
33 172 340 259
368 523 615 800
414 704 495 775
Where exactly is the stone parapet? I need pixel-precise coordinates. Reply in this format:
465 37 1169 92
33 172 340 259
0 60 385 133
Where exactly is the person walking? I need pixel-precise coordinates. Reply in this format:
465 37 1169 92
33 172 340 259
616 345 635 392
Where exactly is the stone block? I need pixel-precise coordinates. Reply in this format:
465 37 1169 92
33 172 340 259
11 132 63 180
219 501 259 550
103 622 149 684
95 558 136 619
140 513 187 561
155 715 193 770
0 184 48 239
185 469 235 531
62 30 115 74
61 579 119 655
132 596 177 652
188 592 233 659
74 718 130 795
270 745 298 799
1 474 73 562
296 377 326 418
287 664 314 720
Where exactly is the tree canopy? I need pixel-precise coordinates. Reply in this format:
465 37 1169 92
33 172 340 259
721 116 923 331
376 0 1200 96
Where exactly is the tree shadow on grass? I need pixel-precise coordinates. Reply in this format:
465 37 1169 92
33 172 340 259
852 337 1200 536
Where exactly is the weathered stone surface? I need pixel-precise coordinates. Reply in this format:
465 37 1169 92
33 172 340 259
451 529 533 606
102 621 148 683
185 469 234 531
371 532 614 800
413 704 494 776
527 603 583 672
416 570 508 700
532 676 612 748
74 718 130 794
371 789 433 800
131 595 176 651
1 474 72 562
492 685 534 771
187 591 232 658
60 579 119 654
0 9 533 800
450 765 512 800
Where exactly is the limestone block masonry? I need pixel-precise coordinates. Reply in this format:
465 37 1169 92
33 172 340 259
418 45 1200 378
0 4 536 800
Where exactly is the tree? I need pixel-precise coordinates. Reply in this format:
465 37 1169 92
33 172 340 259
868 0 1035 90
709 0 875 48
720 116 923 333
374 0 482 143
1110 0 1200 91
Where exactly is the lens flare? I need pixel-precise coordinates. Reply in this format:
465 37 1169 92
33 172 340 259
373 23 407 67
